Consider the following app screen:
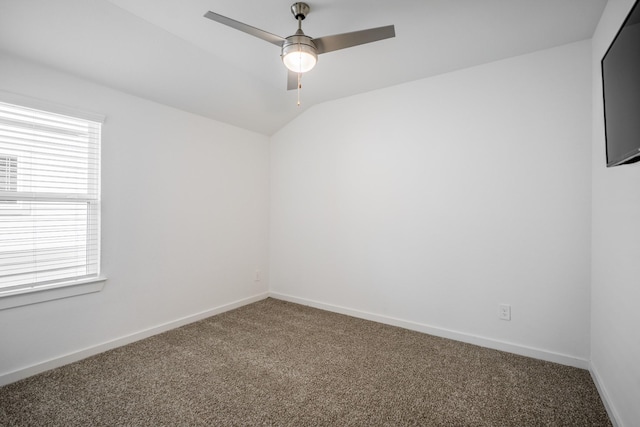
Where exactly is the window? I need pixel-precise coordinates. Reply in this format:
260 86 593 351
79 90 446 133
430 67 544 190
0 98 102 300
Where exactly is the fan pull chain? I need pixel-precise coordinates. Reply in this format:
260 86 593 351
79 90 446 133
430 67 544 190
297 73 302 106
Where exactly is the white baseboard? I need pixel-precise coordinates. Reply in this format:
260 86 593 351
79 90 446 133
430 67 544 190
590 364 622 427
269 292 590 370
0 292 269 387
0 290 592 383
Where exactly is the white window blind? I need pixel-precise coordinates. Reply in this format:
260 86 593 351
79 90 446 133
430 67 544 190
0 100 101 292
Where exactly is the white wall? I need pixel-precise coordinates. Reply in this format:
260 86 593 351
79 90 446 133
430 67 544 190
0 53 270 383
270 41 592 365
591 1 640 425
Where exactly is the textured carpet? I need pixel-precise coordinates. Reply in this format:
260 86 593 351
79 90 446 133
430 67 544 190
0 298 611 426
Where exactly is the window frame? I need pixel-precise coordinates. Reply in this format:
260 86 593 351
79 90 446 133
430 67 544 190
0 91 106 310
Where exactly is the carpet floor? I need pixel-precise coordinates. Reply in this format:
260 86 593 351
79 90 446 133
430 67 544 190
0 298 611 426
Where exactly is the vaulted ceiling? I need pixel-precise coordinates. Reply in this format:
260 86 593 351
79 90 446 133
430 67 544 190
0 0 607 135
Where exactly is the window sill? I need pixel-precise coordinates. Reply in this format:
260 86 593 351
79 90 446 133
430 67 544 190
0 277 107 310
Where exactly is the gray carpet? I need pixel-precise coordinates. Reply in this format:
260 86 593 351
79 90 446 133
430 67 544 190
0 298 611 426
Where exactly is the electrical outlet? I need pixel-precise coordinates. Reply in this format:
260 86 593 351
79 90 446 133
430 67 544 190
499 304 511 321
254 270 261 282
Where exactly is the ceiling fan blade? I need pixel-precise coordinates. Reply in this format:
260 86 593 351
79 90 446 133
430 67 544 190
204 11 286 47
313 25 395 54
287 70 298 91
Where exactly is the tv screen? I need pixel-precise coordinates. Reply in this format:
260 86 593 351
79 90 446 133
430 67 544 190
602 0 640 167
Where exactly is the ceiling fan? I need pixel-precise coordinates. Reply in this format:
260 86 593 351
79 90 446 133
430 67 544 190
204 2 395 91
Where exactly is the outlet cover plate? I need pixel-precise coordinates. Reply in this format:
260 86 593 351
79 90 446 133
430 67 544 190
499 304 511 321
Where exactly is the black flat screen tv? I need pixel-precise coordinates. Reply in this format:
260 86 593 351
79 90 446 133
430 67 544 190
601 0 640 167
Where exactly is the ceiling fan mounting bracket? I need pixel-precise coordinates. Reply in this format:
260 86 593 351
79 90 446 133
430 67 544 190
291 2 310 21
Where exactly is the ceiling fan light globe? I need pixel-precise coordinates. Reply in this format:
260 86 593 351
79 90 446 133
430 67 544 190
283 49 317 73
281 37 317 73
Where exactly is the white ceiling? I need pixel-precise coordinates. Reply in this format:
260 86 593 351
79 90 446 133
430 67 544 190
0 0 606 135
